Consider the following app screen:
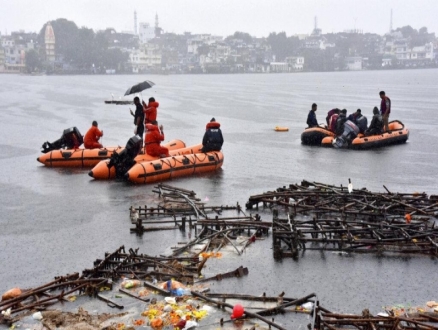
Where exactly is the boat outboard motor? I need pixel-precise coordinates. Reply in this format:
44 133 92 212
41 127 84 153
107 135 143 179
332 120 360 149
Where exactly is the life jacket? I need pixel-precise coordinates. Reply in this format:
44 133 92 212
144 101 159 124
84 126 102 145
329 114 339 132
145 124 165 156
203 121 223 151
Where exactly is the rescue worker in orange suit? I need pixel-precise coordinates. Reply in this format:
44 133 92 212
84 120 103 149
201 117 224 153
143 97 159 125
145 121 170 157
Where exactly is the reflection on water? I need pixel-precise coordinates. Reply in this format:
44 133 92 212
0 69 438 315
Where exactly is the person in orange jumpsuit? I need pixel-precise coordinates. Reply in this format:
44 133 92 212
143 97 159 125
145 121 170 157
84 120 103 149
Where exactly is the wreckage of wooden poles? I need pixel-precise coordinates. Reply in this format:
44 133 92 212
191 290 319 330
130 183 241 221
314 306 438 329
130 184 269 241
246 180 438 223
272 211 438 258
0 273 111 319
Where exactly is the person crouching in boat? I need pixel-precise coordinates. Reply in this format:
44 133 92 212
348 109 368 134
335 109 348 136
326 108 340 127
201 117 224 153
145 121 170 158
365 107 384 136
84 120 103 149
306 103 318 128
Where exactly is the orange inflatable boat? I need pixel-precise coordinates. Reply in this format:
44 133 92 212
125 151 224 184
37 140 184 168
301 126 335 145
37 146 124 168
321 120 409 149
89 142 203 180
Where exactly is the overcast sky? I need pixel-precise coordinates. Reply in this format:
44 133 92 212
2 0 437 38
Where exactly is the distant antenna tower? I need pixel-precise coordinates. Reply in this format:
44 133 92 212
314 16 318 30
134 10 137 35
390 9 393 32
155 13 159 30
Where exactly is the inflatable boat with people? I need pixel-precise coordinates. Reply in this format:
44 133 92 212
301 126 335 145
37 127 184 168
37 127 121 167
321 120 409 149
125 151 224 184
89 142 203 180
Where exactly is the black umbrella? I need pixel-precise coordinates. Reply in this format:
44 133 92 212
124 80 155 96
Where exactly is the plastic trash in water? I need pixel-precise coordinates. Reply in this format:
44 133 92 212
1 308 11 317
182 320 198 330
231 304 244 319
301 302 314 310
175 288 191 296
164 297 176 304
32 311 43 320
121 279 141 289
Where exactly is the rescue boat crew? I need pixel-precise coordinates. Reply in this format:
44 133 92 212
201 117 224 152
144 97 159 125
84 121 103 149
306 103 318 128
379 91 391 132
145 121 170 158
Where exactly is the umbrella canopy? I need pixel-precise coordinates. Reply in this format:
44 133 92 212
124 80 155 96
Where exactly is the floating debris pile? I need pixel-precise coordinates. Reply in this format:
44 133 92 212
246 180 438 222
245 180 438 258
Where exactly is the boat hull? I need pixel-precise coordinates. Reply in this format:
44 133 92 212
301 126 335 145
126 151 224 184
89 141 204 180
321 120 409 149
37 146 123 168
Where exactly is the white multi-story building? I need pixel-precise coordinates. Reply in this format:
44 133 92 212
138 22 155 44
345 56 362 70
129 43 161 73
286 56 305 71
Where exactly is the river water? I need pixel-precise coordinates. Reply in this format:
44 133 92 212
0 69 437 321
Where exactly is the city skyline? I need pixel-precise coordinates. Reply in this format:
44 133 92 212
1 0 438 38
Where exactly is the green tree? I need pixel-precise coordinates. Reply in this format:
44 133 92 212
225 31 253 44
267 32 300 61
25 49 42 73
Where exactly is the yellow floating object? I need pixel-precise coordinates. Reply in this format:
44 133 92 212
274 126 289 132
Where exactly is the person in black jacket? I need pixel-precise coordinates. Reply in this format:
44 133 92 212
365 107 384 136
306 103 318 128
201 118 224 152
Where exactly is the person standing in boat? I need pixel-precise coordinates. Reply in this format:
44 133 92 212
335 109 348 136
84 121 103 149
379 91 391 132
201 117 224 153
326 108 340 127
143 97 159 125
131 97 145 142
145 121 170 158
306 103 318 128
365 107 384 136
